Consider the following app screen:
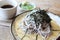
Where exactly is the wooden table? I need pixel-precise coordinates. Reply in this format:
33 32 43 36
0 20 14 40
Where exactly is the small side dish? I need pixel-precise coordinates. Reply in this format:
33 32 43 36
20 2 36 10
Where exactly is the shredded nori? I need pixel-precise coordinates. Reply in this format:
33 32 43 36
21 9 51 40
30 9 51 29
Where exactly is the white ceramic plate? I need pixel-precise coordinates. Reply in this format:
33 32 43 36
11 11 60 40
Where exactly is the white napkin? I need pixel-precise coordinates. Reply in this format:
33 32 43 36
48 12 60 26
0 20 12 27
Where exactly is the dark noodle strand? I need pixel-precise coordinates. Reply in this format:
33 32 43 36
36 34 38 40
21 29 28 40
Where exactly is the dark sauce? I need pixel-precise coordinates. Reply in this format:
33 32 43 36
1 5 13 9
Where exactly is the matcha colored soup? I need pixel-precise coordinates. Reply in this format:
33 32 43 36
20 2 34 10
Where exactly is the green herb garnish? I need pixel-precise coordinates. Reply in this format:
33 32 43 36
20 2 34 10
